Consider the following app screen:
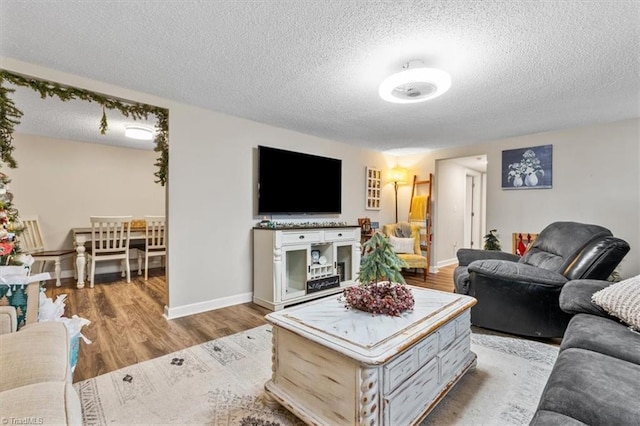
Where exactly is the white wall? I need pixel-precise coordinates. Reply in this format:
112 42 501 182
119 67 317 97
2 58 397 319
411 118 640 278
166 103 396 316
10 133 165 275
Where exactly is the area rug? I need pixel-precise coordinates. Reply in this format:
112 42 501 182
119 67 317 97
75 325 559 425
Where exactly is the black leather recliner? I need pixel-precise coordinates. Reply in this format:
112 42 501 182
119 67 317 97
453 222 630 338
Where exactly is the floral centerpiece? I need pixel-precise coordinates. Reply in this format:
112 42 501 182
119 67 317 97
342 232 415 316
507 149 544 187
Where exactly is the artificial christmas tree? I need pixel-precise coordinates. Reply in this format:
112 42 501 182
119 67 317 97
0 171 24 264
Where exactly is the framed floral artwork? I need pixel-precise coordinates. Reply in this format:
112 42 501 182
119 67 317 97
502 144 552 189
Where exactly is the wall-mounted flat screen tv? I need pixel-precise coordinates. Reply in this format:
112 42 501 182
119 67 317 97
257 145 342 215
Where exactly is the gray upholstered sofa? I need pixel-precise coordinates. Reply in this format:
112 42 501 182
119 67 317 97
530 279 640 425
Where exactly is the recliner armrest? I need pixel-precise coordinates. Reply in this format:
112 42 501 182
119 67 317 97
456 249 520 266
559 279 615 317
469 259 568 286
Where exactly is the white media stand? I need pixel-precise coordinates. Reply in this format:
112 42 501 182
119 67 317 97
253 226 361 311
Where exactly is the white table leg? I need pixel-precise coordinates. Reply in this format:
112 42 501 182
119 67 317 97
137 250 143 276
54 260 62 287
75 235 86 289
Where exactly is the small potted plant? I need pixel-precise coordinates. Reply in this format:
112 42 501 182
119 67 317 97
342 232 415 316
483 229 502 251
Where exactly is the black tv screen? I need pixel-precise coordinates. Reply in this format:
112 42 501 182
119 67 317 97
258 146 342 215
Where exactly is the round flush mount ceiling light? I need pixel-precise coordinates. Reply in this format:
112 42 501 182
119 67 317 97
124 125 154 140
379 62 452 104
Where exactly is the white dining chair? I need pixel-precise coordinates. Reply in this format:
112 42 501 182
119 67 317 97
135 216 166 280
87 216 132 288
19 215 76 287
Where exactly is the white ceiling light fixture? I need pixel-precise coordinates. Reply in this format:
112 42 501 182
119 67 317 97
124 125 154 140
379 60 452 104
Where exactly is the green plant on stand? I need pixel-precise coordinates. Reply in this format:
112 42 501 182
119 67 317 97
483 229 502 251
342 233 414 316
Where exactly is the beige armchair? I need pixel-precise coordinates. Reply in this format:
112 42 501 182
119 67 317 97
382 223 428 281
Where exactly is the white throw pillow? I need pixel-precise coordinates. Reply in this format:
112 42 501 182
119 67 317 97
389 236 415 254
592 275 640 331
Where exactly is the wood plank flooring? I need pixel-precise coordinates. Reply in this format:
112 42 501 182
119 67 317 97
45 266 455 383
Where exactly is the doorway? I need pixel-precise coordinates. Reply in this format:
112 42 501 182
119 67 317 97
434 155 487 270
463 172 482 249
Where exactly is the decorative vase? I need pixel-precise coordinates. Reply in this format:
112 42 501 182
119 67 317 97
525 173 538 186
513 176 523 187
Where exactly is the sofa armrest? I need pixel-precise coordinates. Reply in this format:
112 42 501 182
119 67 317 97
0 306 17 335
24 282 40 325
469 259 568 286
456 249 520 266
559 279 615 317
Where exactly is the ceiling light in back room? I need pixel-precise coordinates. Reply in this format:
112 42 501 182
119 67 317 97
379 61 452 104
125 125 154 140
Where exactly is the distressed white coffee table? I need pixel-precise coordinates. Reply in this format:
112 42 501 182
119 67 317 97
263 286 477 425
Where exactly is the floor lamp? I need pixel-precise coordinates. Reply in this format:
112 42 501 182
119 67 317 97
389 167 409 223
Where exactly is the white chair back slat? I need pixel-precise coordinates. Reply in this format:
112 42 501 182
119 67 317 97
134 215 167 281
87 216 133 288
145 216 166 250
19 215 45 254
90 216 132 255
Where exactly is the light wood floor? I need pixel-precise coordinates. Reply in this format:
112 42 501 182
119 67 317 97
45 266 455 383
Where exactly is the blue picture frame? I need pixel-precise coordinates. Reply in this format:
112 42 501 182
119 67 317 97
502 144 552 190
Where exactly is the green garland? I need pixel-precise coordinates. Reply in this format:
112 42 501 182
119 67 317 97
0 70 168 186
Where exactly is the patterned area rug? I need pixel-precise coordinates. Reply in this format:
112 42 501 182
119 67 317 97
75 325 559 425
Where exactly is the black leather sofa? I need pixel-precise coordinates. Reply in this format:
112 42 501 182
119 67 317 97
454 222 629 338
530 279 640 425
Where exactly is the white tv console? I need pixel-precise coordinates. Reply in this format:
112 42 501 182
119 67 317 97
252 226 361 311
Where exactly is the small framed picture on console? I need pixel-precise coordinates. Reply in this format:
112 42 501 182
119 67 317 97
358 217 372 235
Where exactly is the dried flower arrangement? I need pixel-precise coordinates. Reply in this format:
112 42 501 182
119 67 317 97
342 232 415 316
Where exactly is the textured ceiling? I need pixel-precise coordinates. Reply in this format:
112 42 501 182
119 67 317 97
1 1 639 154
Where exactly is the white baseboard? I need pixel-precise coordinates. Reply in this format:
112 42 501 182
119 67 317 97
163 292 253 320
50 258 164 280
429 265 439 274
437 257 459 268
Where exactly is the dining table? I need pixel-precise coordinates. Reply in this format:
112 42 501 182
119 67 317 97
71 227 146 288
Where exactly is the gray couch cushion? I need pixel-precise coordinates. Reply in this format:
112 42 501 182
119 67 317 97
536 348 640 425
468 260 568 286
529 410 587 425
559 280 615 318
560 314 640 365
456 248 519 266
